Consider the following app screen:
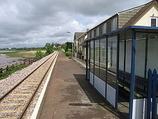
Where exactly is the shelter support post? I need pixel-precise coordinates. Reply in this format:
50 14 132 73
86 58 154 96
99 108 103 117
129 30 136 119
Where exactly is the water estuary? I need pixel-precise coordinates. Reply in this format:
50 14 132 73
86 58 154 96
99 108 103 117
0 51 25 69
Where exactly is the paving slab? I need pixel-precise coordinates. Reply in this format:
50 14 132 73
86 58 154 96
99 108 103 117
37 52 125 119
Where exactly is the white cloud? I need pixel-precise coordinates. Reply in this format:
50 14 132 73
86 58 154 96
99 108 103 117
0 0 151 48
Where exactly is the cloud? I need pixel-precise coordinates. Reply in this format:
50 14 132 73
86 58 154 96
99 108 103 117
0 0 151 48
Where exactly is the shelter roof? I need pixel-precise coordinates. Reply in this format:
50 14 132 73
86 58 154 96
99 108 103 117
74 32 85 40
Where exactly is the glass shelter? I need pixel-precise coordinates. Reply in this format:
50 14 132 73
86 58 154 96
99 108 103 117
85 26 158 119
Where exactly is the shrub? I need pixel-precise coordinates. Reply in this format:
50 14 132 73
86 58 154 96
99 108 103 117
68 49 72 52
0 64 28 80
36 50 44 58
65 51 72 56
45 47 54 55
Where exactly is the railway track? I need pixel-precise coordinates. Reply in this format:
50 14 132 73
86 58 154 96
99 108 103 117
0 51 59 119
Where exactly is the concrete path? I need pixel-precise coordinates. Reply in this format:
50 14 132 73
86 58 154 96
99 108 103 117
37 52 124 119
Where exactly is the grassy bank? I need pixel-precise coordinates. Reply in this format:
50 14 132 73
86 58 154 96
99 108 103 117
2 51 45 58
0 64 28 80
0 50 42 80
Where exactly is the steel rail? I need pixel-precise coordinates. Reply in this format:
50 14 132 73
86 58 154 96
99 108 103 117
18 51 58 119
0 52 56 101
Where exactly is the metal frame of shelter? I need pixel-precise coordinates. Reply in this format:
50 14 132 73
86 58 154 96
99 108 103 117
85 26 158 119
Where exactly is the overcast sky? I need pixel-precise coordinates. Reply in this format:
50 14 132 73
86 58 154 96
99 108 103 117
0 0 151 48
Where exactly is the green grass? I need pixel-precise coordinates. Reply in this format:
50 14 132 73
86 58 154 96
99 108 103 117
2 51 37 58
0 51 36 79
2 51 18 56
0 50 48 80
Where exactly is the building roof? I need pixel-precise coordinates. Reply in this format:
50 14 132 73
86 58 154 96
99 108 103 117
86 0 158 32
74 32 85 40
122 0 158 27
117 3 147 28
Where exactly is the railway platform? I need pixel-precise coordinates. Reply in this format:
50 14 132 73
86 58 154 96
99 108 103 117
37 52 124 119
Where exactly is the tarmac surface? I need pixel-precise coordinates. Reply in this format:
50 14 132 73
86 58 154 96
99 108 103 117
37 52 125 119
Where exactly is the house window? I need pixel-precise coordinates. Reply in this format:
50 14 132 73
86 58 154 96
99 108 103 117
99 25 103 35
151 18 157 27
103 23 107 33
96 27 99 36
111 17 117 31
94 29 96 37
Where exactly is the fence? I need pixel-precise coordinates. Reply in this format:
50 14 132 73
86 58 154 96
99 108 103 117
147 69 158 119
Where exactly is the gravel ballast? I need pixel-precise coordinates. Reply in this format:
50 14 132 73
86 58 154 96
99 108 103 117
0 54 53 98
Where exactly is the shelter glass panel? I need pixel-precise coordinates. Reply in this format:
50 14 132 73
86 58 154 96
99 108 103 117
117 31 132 119
118 31 132 90
87 42 90 69
95 39 100 77
100 38 106 81
86 42 90 80
119 38 125 71
147 33 158 72
125 39 131 73
90 40 94 73
118 34 126 88
135 33 147 97
135 33 146 78
87 42 90 68
146 33 158 98
107 36 117 88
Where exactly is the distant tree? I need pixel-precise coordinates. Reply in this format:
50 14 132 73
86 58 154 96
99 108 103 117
45 43 51 49
52 42 56 46
45 43 54 55
65 42 72 52
61 44 67 51
11 48 17 50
